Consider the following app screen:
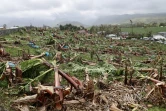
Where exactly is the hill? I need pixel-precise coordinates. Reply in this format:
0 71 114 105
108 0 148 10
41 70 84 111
94 13 166 25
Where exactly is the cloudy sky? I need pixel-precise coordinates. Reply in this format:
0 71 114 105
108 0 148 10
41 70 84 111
0 0 165 27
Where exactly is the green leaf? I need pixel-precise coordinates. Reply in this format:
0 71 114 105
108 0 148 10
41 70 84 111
19 68 53 93
19 59 43 72
0 62 5 75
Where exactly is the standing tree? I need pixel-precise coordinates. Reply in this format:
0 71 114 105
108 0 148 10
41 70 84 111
130 20 133 36
90 26 95 34
112 25 121 36
159 23 165 27
3 24 7 29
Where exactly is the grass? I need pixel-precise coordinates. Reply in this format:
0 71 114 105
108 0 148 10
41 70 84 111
148 107 166 111
4 44 40 57
121 26 166 35
0 88 18 111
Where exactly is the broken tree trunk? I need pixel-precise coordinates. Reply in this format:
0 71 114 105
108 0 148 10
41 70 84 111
54 68 63 110
124 63 128 85
159 58 163 81
145 76 166 98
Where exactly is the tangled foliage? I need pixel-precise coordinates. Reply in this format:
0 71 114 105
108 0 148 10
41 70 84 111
59 24 81 31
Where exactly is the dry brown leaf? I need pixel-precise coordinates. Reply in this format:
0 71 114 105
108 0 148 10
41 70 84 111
110 103 122 111
13 104 30 111
37 85 54 95
63 100 80 104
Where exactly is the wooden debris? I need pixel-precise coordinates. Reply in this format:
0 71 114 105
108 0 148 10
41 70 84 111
13 94 37 103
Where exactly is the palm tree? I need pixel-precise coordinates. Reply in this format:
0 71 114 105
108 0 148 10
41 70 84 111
130 20 133 36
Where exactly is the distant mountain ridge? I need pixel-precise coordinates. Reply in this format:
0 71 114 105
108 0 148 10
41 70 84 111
94 13 166 25
5 13 166 27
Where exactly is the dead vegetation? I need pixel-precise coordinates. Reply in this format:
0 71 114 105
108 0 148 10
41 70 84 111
0 26 166 111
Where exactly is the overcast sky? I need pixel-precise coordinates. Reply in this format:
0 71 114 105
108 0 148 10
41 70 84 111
0 0 166 26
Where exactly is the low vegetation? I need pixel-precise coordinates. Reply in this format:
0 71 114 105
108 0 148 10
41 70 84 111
0 24 166 111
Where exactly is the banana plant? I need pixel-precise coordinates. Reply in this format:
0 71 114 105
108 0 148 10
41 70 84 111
18 58 84 110
18 58 55 91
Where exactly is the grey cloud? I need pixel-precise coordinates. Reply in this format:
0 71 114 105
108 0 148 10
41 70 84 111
74 0 94 11
23 0 62 10
0 0 166 26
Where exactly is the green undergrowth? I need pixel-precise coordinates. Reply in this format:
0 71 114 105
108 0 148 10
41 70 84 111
121 26 166 34
148 107 166 111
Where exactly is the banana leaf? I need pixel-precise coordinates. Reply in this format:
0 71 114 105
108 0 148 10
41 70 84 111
18 59 52 79
19 59 43 72
70 62 116 74
17 59 56 93
19 68 54 93
0 62 5 75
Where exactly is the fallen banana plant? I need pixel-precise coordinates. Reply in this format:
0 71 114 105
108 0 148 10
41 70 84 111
140 75 166 98
12 59 85 110
0 62 23 86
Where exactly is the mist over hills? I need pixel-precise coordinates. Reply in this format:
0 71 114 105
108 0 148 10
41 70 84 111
93 13 166 25
3 13 166 27
4 18 55 27
56 13 166 27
